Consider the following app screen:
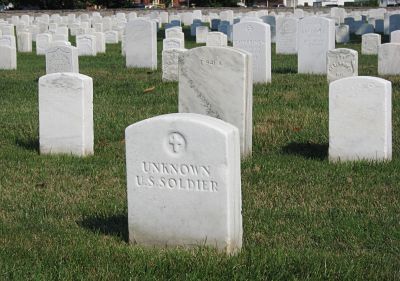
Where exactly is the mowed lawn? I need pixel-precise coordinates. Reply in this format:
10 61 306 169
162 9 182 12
0 28 399 280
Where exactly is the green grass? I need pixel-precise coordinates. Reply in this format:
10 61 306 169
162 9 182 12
0 28 399 280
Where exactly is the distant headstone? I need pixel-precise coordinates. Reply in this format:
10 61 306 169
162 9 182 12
233 21 271 84
36 33 52 55
104 30 119 44
390 30 400 43
125 113 242 254
276 16 298 54
45 45 79 74
298 17 335 74
260 15 276 43
76 34 97 56
327 48 358 83
17 32 32 52
196 26 209 43
162 48 187 82
329 76 392 162
206 32 227 47
126 19 157 70
361 33 381 55
378 43 400 75
39 73 94 156
0 45 17 69
163 38 184 50
179 46 253 157
335 24 349 44
389 14 400 33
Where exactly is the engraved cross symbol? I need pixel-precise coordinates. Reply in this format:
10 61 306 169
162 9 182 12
168 133 185 154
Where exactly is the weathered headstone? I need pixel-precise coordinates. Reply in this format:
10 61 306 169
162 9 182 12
162 48 187 82
179 46 253 157
76 34 97 56
327 48 358 83
361 33 381 55
126 19 157 70
45 45 79 74
329 76 392 162
39 73 94 156
125 113 242 254
163 38 184 50
378 43 400 75
206 32 228 47
0 45 17 69
276 16 298 54
233 21 271 84
298 16 335 74
335 24 350 44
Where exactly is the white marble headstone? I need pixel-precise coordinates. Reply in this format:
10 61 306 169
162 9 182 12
45 45 79 74
39 73 94 156
327 48 358 83
378 43 400 75
125 113 242 254
329 76 392 162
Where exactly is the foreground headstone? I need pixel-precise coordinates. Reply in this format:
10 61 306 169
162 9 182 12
327 48 358 82
233 21 271 83
378 43 400 75
162 48 187 82
126 19 157 70
39 73 94 156
0 45 17 69
179 46 253 157
329 76 392 162
298 17 335 74
45 45 79 74
126 113 242 254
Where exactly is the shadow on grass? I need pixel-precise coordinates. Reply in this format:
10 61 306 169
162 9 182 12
15 138 39 152
78 214 129 243
282 142 328 160
273 67 297 74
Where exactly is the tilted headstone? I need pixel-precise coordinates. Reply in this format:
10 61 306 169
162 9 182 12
39 73 93 156
125 113 242 254
378 43 400 75
276 16 298 54
327 48 358 83
179 46 253 157
126 19 157 70
329 76 392 162
162 48 187 82
233 21 271 84
45 45 79 74
361 33 381 55
298 16 335 74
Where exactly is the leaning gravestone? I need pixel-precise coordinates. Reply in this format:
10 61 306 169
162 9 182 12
179 46 253 157
45 45 79 74
126 19 157 70
329 76 392 162
39 73 93 156
233 21 271 84
326 48 358 83
378 43 400 75
361 33 381 55
276 16 298 54
162 48 187 82
125 113 242 254
298 16 335 74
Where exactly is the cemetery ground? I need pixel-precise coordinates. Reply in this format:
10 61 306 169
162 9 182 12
1 29 399 280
